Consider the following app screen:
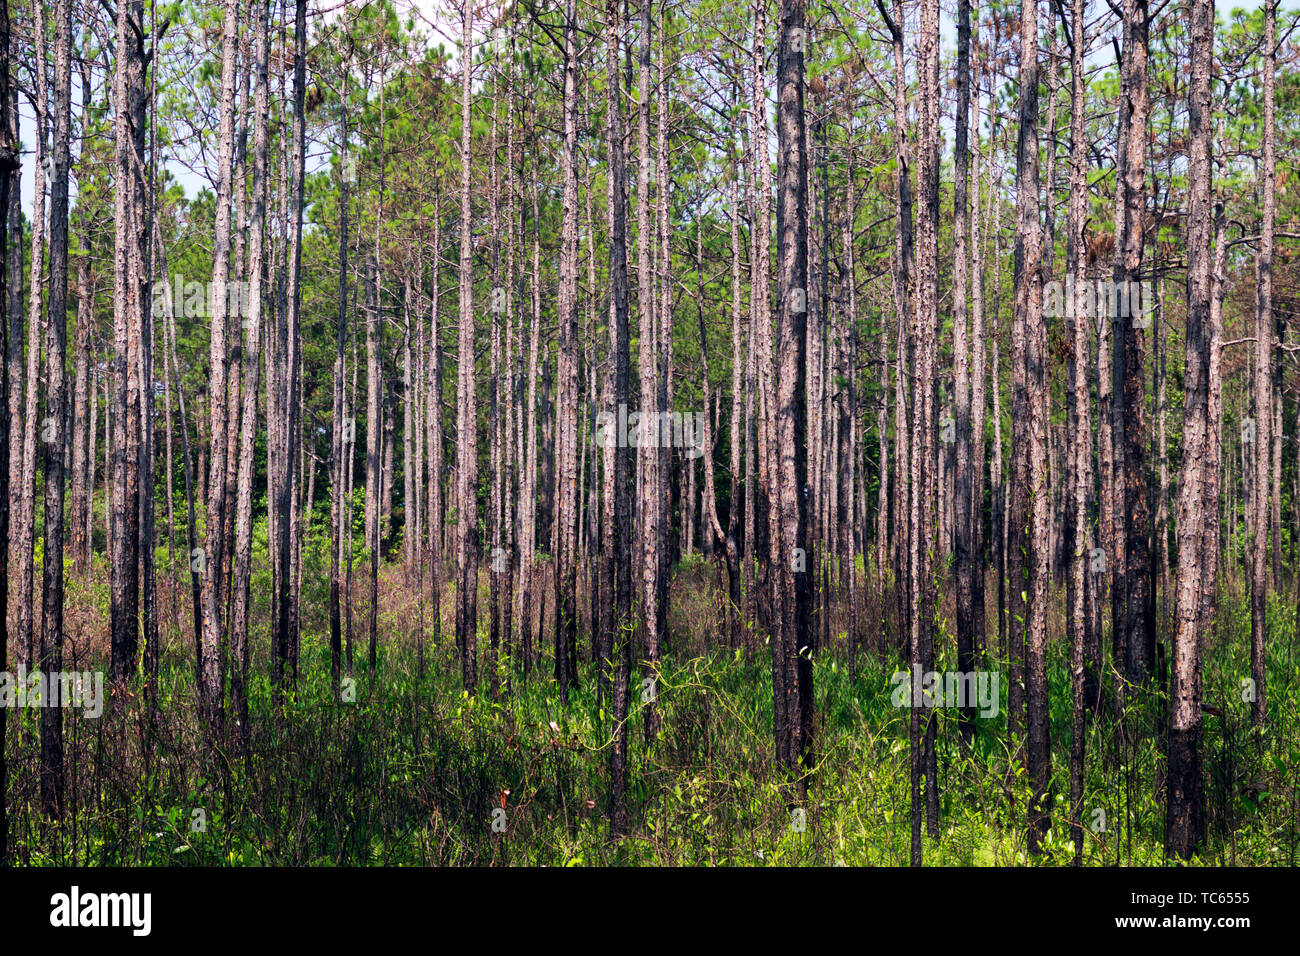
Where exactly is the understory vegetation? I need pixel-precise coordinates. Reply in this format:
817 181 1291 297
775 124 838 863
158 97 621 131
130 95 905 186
6 551 1296 867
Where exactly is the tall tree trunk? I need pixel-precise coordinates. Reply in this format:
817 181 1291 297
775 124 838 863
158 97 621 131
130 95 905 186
502 33 518 690
604 0 634 837
0 0 12 864
198 0 239 736
774 0 814 791
3 65 17 604
38 0 74 818
725 165 745 650
330 65 352 687
111 0 147 686
363 259 383 672
520 172 541 679
636 0 662 742
969 36 988 669
1014 0 1051 853
426 198 443 673
915 0 940 844
953 0 974 741
989 115 1007 676
1167 0 1214 857
230 0 270 738
455 1 479 693
1250 0 1275 729
1065 0 1090 866
876 0 919 856
654 8 673 699
18 1 48 676
70 57 93 575
553 0 580 705
277 0 306 686
1113 0 1153 685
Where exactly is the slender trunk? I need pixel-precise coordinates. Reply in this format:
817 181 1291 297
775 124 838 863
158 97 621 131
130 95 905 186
636 0 662 742
197 0 240 736
605 0 634 836
1114 0 1153 685
774 0 814 790
1014 0 1050 853
1167 0 1214 857
915 0 940 844
953 0 974 741
969 38 988 667
276 0 306 687
18 4 48 675
1065 0 1089 866
111 0 147 686
1250 0 1275 728
0 0 12 864
38 0 73 818
70 56 93 574
553 0 580 705
330 67 352 686
455 4 479 693
230 0 270 736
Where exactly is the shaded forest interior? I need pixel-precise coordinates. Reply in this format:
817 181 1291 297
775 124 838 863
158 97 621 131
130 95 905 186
0 0 1298 866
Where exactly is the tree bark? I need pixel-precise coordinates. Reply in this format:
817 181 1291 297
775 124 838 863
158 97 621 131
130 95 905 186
774 0 814 792
455 2 479 693
1167 0 1214 857
1014 0 1051 853
553 0 580 705
1113 0 1154 686
38 0 74 818
0 0 12 864
17 1 48 676
604 0 633 838
953 0 975 742
1065 0 1090 866
230 0 270 737
111 0 148 687
197 0 240 736
1250 0 1276 729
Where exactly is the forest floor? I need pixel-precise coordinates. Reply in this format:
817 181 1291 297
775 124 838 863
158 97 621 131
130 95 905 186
4 548 1298 866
